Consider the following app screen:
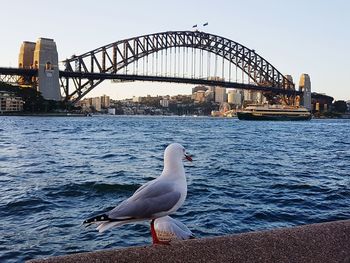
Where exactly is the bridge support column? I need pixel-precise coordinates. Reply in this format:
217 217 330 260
299 73 311 111
33 38 61 101
18 41 36 86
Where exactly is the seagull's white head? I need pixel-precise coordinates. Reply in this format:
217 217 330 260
164 143 192 166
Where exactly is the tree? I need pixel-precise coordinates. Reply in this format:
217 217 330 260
0 81 68 113
333 100 347 113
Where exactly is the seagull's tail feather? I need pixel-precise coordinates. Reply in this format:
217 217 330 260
83 214 142 232
96 218 144 232
96 221 125 232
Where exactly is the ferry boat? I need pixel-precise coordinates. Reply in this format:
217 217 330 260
237 105 312 121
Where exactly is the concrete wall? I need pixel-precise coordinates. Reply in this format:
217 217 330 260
28 219 350 263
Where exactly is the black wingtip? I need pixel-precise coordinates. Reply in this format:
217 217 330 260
83 214 110 225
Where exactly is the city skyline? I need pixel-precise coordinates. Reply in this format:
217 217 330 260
1 0 349 101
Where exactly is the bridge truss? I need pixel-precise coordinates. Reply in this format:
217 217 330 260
61 31 296 104
0 67 37 87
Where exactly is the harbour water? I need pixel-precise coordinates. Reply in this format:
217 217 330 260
0 116 349 262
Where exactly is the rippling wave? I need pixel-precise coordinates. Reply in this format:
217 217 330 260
44 182 140 198
0 116 349 262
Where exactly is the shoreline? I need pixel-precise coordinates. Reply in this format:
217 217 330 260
0 113 85 117
28 219 350 263
1 112 350 119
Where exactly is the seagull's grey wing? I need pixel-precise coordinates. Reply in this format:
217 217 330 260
107 180 181 219
133 179 154 195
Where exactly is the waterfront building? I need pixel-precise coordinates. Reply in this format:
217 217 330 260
243 90 264 104
101 95 110 108
132 96 142 103
243 90 254 104
78 96 102 112
0 91 24 113
206 77 226 103
252 91 264 104
160 99 169 107
207 86 215 93
91 97 101 112
227 90 234 104
215 87 227 103
227 89 242 106
243 90 250 102
78 98 90 111
311 93 333 113
107 108 116 115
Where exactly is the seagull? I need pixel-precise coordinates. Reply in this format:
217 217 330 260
151 216 194 244
83 143 192 233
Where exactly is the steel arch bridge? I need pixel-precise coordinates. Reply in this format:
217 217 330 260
61 30 296 104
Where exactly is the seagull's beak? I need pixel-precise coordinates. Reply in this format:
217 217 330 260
184 153 193 162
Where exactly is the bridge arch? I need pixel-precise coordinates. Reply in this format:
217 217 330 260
62 31 294 103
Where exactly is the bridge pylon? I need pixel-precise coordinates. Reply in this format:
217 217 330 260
33 38 61 101
299 74 311 110
18 41 36 86
18 38 61 101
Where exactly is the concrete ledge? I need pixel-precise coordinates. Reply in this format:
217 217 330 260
29 220 350 263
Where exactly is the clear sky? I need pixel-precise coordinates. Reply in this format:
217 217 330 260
1 0 349 101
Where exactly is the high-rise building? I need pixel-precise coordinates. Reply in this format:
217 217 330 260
251 91 263 104
207 77 226 103
91 97 101 112
227 90 242 106
101 95 110 108
214 87 227 103
299 74 311 110
243 90 264 104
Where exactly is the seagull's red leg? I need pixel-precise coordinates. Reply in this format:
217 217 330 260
150 219 159 244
